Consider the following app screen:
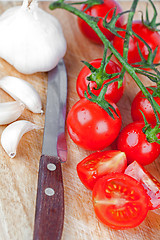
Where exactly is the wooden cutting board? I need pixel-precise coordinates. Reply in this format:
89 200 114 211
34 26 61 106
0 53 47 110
0 1 160 240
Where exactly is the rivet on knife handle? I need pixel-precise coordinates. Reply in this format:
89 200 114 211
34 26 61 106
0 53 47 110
33 155 64 240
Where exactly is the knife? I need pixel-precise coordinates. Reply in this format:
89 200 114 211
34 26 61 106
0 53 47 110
33 59 68 240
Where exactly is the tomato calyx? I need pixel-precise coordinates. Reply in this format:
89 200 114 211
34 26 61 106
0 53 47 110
83 53 123 119
148 86 160 98
136 42 158 67
131 32 160 71
84 83 119 119
103 8 129 39
141 110 160 143
143 124 160 144
83 53 120 90
142 0 160 31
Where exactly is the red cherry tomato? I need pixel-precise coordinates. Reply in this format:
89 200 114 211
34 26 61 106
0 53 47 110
76 59 125 103
77 150 127 190
131 86 160 125
117 122 160 166
125 161 160 210
78 0 124 44
113 21 160 66
92 173 149 229
67 98 122 150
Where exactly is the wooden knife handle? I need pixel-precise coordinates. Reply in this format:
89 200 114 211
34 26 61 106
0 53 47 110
33 155 64 240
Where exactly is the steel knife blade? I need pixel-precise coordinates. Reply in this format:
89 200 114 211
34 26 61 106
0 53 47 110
33 59 67 240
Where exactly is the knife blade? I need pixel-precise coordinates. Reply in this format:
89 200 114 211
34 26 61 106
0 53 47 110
33 59 67 240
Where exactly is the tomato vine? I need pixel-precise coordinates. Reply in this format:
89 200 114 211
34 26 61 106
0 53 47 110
50 0 160 143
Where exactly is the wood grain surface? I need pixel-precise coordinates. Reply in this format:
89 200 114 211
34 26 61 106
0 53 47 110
0 1 159 240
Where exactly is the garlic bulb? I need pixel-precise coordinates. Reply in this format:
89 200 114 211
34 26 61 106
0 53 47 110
1 120 41 158
0 101 24 125
0 76 42 113
0 0 66 74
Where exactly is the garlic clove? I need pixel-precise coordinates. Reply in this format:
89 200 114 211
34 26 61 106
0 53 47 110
0 76 42 114
0 0 66 74
1 120 41 158
0 101 25 125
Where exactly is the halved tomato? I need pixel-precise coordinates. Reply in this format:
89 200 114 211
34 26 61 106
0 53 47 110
125 161 160 210
77 150 127 190
92 173 149 229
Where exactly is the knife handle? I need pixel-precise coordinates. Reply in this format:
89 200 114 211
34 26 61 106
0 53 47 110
33 155 64 240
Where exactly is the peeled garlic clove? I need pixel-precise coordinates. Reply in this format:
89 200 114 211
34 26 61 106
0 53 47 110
0 101 25 125
1 120 41 158
0 0 66 74
0 76 42 113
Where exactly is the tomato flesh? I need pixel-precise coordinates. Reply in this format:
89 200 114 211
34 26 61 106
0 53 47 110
125 161 160 210
78 0 124 44
77 150 127 190
76 59 125 103
67 98 122 150
117 122 160 166
92 173 149 229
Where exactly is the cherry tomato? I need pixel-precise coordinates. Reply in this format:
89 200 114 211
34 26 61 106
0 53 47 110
131 86 160 125
67 98 122 150
113 21 160 66
77 150 127 190
78 0 124 44
117 122 160 166
92 173 149 229
125 161 160 210
76 59 125 103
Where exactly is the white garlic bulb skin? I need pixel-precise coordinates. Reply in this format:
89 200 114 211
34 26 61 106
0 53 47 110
0 0 67 74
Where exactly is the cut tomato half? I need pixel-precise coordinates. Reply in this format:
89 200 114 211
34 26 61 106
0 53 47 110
77 150 127 190
92 173 149 229
125 161 160 210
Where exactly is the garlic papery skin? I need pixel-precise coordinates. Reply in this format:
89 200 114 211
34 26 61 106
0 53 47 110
0 76 42 113
0 0 66 74
1 120 41 158
0 101 25 125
